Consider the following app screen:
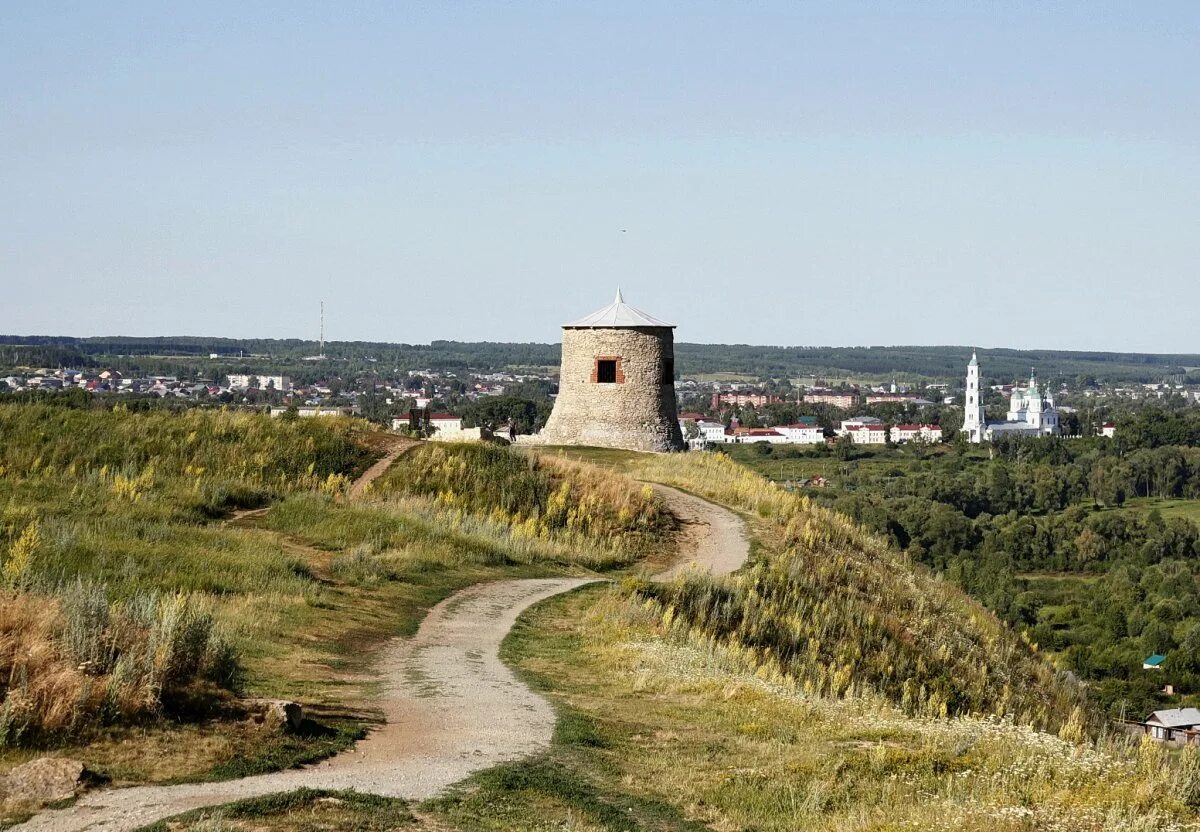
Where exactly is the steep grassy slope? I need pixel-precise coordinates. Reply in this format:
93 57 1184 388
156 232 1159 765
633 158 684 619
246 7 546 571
632 452 1089 730
414 451 1198 831
432 587 1198 832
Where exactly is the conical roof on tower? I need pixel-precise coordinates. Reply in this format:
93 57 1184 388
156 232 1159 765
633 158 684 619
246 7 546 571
564 289 675 328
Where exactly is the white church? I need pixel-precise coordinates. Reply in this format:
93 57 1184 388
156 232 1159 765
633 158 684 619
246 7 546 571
962 352 1060 443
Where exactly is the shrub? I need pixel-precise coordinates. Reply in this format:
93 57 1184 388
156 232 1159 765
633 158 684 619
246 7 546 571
0 583 241 746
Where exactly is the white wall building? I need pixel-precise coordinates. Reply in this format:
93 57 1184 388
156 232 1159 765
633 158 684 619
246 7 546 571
961 354 1060 443
733 428 789 444
845 425 887 444
227 374 292 392
776 423 825 444
426 413 489 442
890 424 943 444
269 405 352 418
697 420 728 444
838 416 883 437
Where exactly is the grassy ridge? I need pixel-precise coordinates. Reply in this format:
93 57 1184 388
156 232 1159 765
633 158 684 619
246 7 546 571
631 452 1089 731
373 443 672 559
0 405 370 494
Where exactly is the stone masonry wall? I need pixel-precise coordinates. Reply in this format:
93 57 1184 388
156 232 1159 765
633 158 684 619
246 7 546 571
540 326 685 452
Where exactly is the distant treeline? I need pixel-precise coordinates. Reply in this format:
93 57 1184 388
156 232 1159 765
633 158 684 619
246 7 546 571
2 335 1197 383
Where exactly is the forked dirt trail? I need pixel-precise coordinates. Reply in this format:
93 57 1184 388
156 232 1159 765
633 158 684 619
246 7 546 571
15 483 747 832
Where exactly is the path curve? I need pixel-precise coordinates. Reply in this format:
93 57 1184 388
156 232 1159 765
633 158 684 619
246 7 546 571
15 484 746 832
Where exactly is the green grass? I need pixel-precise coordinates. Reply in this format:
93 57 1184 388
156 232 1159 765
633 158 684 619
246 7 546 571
133 788 414 832
1123 497 1200 525
0 406 671 790
688 372 758 382
414 584 1200 832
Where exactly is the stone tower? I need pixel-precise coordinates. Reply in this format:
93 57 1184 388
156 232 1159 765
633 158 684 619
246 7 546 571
962 351 985 444
539 290 686 452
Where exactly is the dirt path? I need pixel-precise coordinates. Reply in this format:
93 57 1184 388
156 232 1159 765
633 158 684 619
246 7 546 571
223 437 416 527
15 484 746 832
348 438 418 500
652 485 748 581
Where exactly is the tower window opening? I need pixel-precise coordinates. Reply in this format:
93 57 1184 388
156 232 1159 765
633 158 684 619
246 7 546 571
594 358 620 384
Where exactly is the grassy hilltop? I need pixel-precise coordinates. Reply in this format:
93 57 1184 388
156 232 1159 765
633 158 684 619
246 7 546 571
0 404 667 804
3 406 1200 830
423 451 1200 832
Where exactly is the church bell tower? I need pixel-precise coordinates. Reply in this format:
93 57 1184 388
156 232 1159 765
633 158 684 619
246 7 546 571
962 351 985 444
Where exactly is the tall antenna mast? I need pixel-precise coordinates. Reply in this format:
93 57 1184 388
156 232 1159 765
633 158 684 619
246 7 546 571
319 301 326 358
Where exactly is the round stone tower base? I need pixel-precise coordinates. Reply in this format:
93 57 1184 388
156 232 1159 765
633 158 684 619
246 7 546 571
539 325 685 454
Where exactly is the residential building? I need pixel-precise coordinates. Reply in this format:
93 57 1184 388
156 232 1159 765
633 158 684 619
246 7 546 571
227 374 292 392
838 416 883 436
429 413 463 432
1144 708 1200 743
711 392 782 409
865 393 921 405
269 405 354 418
844 425 887 444
890 424 943 444
803 391 857 409
677 411 705 435
730 427 788 444
697 420 728 444
1101 422 1117 438
775 423 825 444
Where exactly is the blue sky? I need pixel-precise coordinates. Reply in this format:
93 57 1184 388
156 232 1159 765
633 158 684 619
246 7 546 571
3 2 1197 350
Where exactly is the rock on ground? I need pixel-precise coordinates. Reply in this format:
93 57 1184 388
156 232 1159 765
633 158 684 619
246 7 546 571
2 758 87 805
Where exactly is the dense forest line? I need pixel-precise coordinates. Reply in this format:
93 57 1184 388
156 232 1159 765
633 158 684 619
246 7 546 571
3 335 1198 383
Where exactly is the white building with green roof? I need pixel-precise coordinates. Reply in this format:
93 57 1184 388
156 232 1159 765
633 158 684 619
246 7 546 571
962 354 1061 443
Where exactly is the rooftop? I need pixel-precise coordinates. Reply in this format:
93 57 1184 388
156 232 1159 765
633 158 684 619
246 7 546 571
1146 707 1200 728
564 289 674 328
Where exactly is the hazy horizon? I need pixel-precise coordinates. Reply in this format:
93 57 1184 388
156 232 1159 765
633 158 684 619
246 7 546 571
8 330 1200 361
4 3 1198 352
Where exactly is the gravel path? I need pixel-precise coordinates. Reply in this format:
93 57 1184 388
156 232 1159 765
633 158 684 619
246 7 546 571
15 484 746 832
